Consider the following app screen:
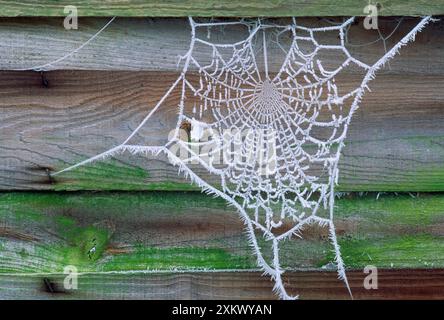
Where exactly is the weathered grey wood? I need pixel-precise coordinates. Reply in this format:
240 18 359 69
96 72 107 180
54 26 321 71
0 70 443 191
0 18 442 74
0 0 442 17
2 269 444 300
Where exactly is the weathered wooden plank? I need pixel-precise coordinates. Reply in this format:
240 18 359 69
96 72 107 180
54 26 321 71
1 192 444 299
0 18 442 73
0 70 443 191
0 0 442 17
1 192 444 275
2 269 444 300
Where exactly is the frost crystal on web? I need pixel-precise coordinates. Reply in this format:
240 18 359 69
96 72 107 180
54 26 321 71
53 16 432 299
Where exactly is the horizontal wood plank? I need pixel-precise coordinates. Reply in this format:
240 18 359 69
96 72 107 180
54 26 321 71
0 1 442 17
0 70 443 191
0 18 442 73
1 192 444 274
1 18 443 191
3 269 444 300
1 192 444 299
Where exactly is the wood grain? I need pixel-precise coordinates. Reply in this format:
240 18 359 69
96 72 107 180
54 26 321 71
1 191 444 299
2 269 444 300
0 70 443 191
1 192 444 274
0 18 442 73
0 0 442 17
0 14 442 301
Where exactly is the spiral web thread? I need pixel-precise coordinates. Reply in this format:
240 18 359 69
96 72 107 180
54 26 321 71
53 16 432 299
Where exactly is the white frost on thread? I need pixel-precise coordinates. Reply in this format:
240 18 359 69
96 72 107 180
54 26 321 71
52 16 433 300
190 118 207 141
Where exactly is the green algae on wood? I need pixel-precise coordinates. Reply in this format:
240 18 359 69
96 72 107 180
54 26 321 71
324 235 444 268
0 0 442 17
52 160 199 191
29 141 444 194
1 192 444 274
101 247 253 271
337 164 444 192
2 70 444 192
335 193 444 225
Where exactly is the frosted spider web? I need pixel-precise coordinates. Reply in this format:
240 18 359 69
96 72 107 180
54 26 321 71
53 16 432 299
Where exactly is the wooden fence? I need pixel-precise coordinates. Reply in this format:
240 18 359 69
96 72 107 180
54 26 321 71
0 1 444 299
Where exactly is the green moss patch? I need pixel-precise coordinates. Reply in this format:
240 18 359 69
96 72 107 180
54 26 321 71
1 192 444 273
324 234 444 268
101 246 253 271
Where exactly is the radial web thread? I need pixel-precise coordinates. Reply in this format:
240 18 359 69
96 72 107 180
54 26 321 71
53 16 433 299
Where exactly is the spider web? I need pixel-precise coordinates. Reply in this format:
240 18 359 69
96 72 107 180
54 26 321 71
53 16 432 299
